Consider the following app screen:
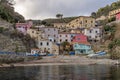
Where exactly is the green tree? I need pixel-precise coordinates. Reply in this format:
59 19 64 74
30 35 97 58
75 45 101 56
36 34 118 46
0 0 24 23
56 14 63 19
61 41 72 52
91 12 96 18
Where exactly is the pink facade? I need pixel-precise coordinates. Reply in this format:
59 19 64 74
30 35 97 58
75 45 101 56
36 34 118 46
72 34 90 45
116 12 120 20
16 21 32 34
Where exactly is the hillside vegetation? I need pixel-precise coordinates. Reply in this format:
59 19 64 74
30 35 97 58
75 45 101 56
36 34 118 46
0 0 24 23
43 16 78 24
91 1 120 18
0 0 36 52
103 23 120 59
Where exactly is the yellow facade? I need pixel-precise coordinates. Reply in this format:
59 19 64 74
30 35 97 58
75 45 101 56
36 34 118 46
52 43 59 55
27 28 42 40
66 16 95 29
108 8 120 18
53 23 67 29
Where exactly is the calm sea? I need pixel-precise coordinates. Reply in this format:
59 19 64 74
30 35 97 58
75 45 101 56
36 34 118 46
0 65 120 80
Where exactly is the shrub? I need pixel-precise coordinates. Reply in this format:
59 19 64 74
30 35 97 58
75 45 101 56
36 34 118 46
0 27 4 33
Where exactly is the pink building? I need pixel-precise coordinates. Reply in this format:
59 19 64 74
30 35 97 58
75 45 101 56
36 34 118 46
72 34 90 45
16 21 33 34
116 12 120 20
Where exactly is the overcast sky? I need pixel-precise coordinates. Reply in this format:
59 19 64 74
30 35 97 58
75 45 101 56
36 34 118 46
14 0 117 20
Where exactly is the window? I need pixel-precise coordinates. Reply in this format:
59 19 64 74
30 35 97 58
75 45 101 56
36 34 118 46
76 20 78 22
95 31 98 33
40 42 43 46
54 28 56 31
71 35 73 37
95 36 97 38
60 39 62 42
48 35 50 37
54 40 56 42
65 39 68 42
32 31 34 33
91 21 93 23
74 45 77 47
50 39 52 41
60 35 62 37
85 20 87 23
89 36 91 38
90 30 92 33
48 29 50 31
78 38 80 40
54 35 56 37
47 42 49 46
18 26 21 28
80 21 82 24
66 35 67 37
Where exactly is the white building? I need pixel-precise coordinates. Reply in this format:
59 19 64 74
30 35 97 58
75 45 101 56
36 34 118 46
36 38 59 55
84 27 103 41
58 32 73 43
42 27 59 43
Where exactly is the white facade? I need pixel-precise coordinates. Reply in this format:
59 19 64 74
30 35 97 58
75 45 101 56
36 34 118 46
84 27 102 41
58 33 72 43
37 38 59 55
43 27 59 43
37 39 52 53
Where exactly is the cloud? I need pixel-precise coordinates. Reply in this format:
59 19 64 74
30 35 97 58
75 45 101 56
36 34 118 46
14 0 117 20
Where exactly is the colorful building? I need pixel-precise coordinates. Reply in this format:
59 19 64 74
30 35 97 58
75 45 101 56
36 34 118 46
27 28 43 40
53 23 67 30
36 38 59 55
108 8 120 19
84 27 103 42
116 12 120 20
72 34 93 54
42 27 59 43
58 31 84 44
58 32 71 43
66 16 95 29
16 21 33 34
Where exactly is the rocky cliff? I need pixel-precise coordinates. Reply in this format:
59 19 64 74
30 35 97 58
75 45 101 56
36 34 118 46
0 19 30 52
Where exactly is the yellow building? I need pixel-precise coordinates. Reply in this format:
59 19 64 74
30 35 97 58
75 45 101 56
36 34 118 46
53 23 66 28
36 37 59 55
52 23 67 31
66 16 95 29
27 28 43 40
108 8 120 18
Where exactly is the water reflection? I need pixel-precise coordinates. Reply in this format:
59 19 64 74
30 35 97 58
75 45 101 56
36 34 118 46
0 65 120 80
